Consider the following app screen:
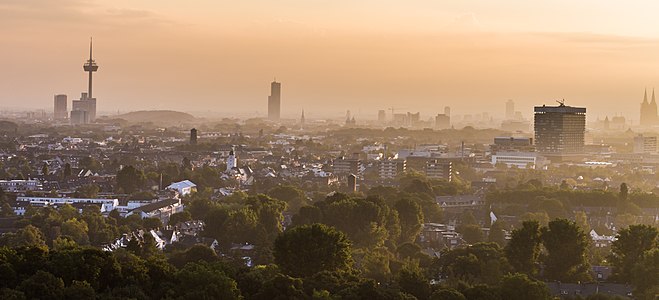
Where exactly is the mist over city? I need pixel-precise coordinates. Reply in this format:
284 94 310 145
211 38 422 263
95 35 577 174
0 1 658 300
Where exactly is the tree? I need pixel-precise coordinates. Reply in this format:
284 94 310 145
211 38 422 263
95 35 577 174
541 219 591 282
619 183 629 201
61 218 90 245
18 271 65 300
610 224 658 282
74 184 99 198
274 223 352 277
460 224 483 244
41 163 48 175
142 217 162 230
395 198 424 244
79 156 101 172
488 221 506 247
500 273 551 300
430 288 466 300
397 263 431 300
268 185 308 213
630 248 659 300
116 165 146 193
505 221 542 276
11 225 46 248
168 211 191 226
176 262 241 299
63 280 96 300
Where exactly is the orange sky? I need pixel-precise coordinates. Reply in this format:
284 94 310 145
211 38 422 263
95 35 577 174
2 0 659 120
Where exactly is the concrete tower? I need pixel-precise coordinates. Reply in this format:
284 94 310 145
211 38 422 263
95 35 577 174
268 80 281 120
72 38 98 124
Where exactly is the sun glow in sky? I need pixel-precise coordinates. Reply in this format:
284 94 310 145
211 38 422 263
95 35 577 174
3 0 659 119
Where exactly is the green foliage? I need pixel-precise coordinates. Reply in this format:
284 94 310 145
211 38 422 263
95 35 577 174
541 219 591 282
274 223 352 278
609 224 658 282
397 262 431 300
630 248 659 300
116 165 146 193
505 221 542 276
175 262 241 299
268 184 308 214
488 221 506 247
395 198 424 244
459 224 483 244
499 273 551 300
439 242 509 285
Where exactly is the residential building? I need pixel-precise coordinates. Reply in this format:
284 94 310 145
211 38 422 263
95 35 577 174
379 158 406 179
0 180 42 192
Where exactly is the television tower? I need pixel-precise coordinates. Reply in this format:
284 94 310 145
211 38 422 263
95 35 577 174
83 37 99 98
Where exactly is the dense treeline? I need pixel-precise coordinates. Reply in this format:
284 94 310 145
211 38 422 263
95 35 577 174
0 175 658 299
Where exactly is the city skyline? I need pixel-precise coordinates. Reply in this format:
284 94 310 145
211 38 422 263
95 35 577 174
4 1 659 119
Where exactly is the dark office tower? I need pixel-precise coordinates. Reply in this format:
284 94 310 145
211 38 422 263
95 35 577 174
300 110 305 129
190 128 198 145
534 102 586 155
435 113 450 129
268 80 281 120
505 99 515 120
378 110 386 123
54 94 67 120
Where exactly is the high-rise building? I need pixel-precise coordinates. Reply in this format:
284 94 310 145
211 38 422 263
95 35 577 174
435 114 450 129
54 94 67 120
190 128 198 145
505 99 515 120
300 110 305 129
640 89 658 126
534 102 586 154
378 110 386 123
72 38 99 124
268 80 281 120
444 106 451 116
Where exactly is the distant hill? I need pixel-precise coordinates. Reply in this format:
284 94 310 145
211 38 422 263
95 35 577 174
113 110 195 124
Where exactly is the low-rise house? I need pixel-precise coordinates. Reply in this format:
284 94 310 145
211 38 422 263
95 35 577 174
0 179 42 192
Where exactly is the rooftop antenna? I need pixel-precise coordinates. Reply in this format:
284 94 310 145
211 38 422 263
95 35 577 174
556 99 565 107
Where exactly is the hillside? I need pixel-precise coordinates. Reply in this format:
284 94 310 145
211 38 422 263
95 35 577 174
113 110 196 124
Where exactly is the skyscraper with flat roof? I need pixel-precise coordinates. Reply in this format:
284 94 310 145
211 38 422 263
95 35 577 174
54 94 67 120
534 102 586 155
268 80 281 120
505 99 514 120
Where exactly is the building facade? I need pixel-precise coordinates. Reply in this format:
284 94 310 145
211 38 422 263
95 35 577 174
534 103 586 155
54 94 68 120
268 81 281 120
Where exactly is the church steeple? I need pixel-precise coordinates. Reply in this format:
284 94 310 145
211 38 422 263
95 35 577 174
643 88 649 104
652 88 656 105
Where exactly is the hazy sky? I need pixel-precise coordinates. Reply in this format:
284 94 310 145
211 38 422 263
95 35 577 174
3 0 659 120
